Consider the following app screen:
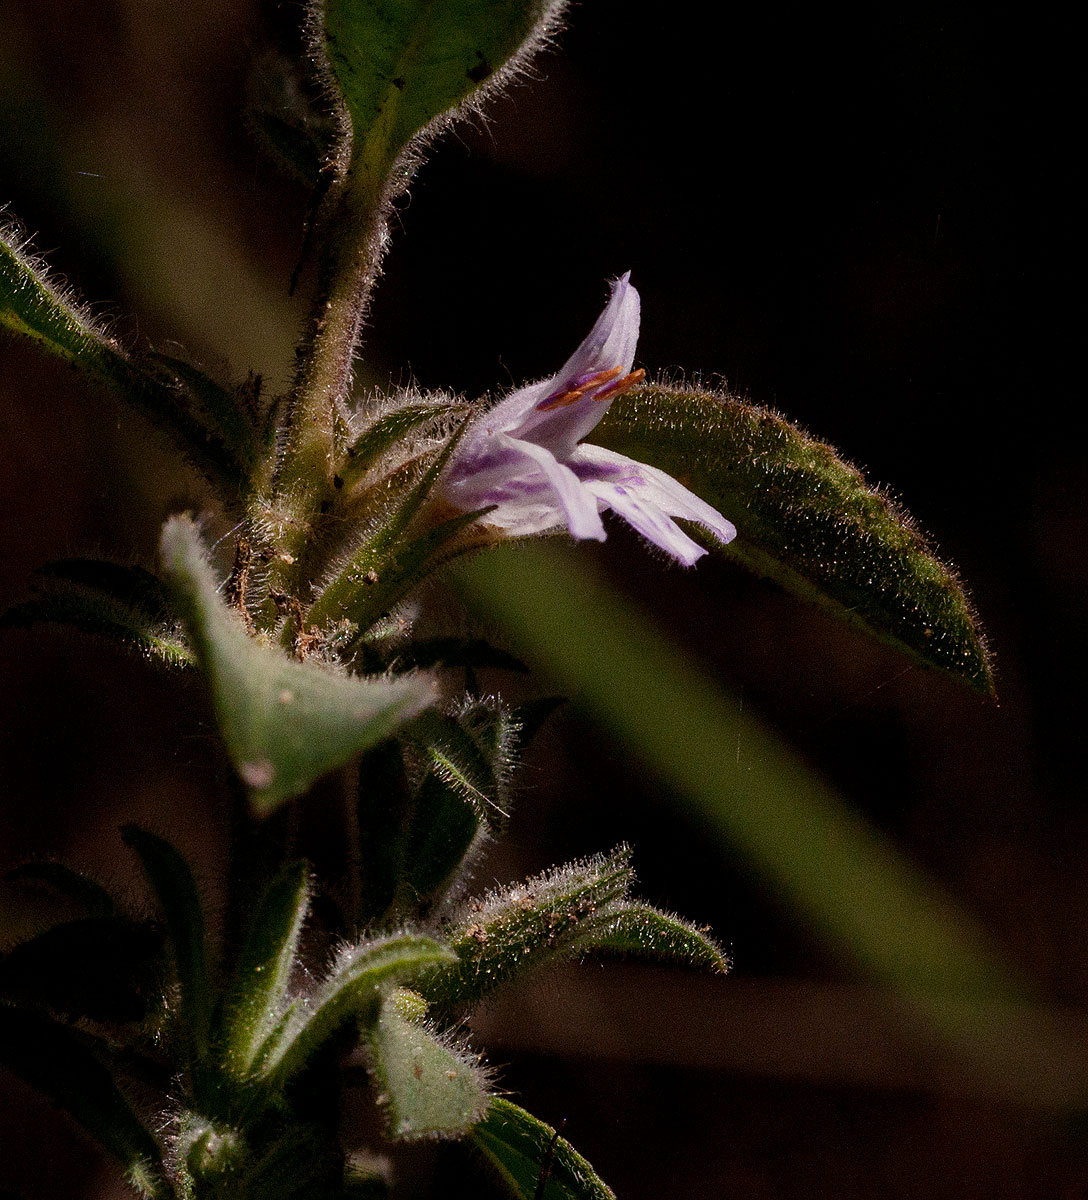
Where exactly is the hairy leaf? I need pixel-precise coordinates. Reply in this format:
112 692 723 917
221 862 310 1078
418 848 633 1015
320 0 564 191
1 225 248 492
0 558 192 667
0 1005 169 1197
307 419 490 641
5 860 117 919
575 902 729 974
470 1098 614 1200
369 990 488 1139
160 516 435 815
122 825 211 1084
263 934 455 1089
594 384 994 692
341 400 467 492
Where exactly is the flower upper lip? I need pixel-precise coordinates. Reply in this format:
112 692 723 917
442 273 736 566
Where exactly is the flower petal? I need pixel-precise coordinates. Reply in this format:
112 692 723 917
446 434 606 541
477 274 641 458
572 444 737 566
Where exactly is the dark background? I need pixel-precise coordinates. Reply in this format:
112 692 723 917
1 2 1084 1196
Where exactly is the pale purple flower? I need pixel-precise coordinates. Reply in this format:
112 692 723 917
442 273 737 566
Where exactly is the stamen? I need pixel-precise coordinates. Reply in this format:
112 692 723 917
537 365 624 411
593 367 645 401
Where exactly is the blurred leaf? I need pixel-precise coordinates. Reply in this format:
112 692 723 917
576 902 729 974
0 916 164 1024
221 862 310 1079
320 0 562 189
0 558 192 667
389 636 527 676
1 225 247 492
263 934 456 1089
160 515 436 816
369 991 488 1139
0 1005 169 1198
594 384 994 693
455 543 1026 1015
246 50 338 187
418 848 633 1016
122 826 211 1081
470 1098 614 1200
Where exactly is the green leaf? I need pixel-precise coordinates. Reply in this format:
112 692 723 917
594 384 994 693
417 848 633 1016
0 916 165 1024
262 934 456 1089
341 399 467 492
369 990 489 1139
470 1098 614 1200
221 862 310 1078
0 558 193 667
1 225 247 493
122 826 211 1077
159 515 436 816
575 902 729 974
320 0 563 190
306 418 491 641
0 1005 170 1198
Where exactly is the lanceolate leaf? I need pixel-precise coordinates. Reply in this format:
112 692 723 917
5 860 117 919
1 226 248 492
0 1005 170 1198
0 558 192 667
340 399 467 492
123 827 211 1077
369 991 489 1139
262 934 456 1089
221 862 310 1079
320 0 564 190
470 1098 614 1200
575 902 729 974
418 848 634 1015
594 384 994 693
159 516 436 816
306 419 491 641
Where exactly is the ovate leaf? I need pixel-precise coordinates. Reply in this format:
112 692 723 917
594 384 994 692
320 0 564 190
369 990 488 1139
159 515 436 815
470 1098 614 1200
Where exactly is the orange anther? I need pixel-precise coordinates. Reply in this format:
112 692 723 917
536 366 626 411
593 367 645 401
